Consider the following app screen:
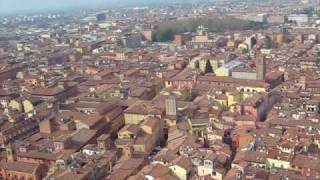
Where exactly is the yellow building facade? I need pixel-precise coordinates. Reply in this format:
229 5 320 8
188 57 221 73
169 165 188 180
124 113 147 124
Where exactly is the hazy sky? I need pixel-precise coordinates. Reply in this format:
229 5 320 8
0 0 182 15
0 0 112 14
0 0 202 16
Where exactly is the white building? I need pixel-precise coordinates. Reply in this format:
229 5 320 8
288 14 309 25
215 60 244 77
239 14 267 23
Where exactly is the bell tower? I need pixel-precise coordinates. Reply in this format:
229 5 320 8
165 95 177 116
256 54 266 81
6 143 15 162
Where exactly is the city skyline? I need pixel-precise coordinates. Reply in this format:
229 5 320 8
0 0 202 15
0 0 320 179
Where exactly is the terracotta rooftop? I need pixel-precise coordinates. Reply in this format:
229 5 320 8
0 161 42 174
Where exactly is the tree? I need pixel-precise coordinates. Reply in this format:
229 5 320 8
90 165 101 180
242 48 249 54
152 16 264 42
181 90 197 101
154 28 174 42
265 41 273 49
195 60 200 69
204 60 213 74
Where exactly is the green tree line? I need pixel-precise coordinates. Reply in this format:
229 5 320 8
152 16 264 42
